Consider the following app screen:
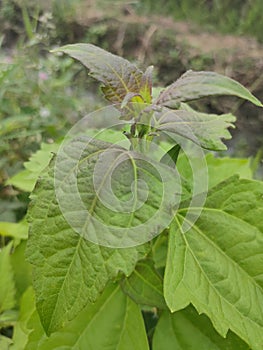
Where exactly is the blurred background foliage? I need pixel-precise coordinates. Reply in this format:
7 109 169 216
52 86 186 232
139 0 263 42
0 0 263 223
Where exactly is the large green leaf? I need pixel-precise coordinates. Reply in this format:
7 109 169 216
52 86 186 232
153 306 250 350
0 243 16 313
52 136 179 247
164 176 263 350
26 184 147 335
153 107 235 150
25 284 149 350
26 136 177 334
52 43 151 105
154 151 253 267
121 259 167 309
13 285 149 350
156 70 263 107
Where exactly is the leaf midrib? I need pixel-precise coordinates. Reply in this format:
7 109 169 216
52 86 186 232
175 213 263 328
71 285 120 349
177 208 263 294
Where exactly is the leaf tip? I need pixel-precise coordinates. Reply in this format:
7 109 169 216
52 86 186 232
50 47 59 53
50 45 69 54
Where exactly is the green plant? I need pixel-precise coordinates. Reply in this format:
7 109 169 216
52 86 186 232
0 43 106 221
138 0 263 42
1 44 263 349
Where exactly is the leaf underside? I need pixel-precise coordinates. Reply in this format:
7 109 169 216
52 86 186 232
153 106 235 150
156 70 263 107
53 43 152 110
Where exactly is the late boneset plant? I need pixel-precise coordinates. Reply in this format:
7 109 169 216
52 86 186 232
25 44 263 349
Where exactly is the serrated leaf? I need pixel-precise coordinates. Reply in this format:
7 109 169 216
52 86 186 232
26 135 181 334
6 142 60 192
29 284 149 350
26 193 147 335
51 136 179 247
53 44 151 107
26 137 171 334
121 259 167 309
23 143 60 173
0 220 28 240
5 170 36 193
153 107 235 150
0 242 16 313
153 306 250 350
156 70 263 107
164 176 263 350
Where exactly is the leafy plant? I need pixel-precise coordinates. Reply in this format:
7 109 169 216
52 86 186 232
1 44 263 349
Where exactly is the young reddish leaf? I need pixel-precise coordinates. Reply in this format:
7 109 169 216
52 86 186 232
52 44 152 108
140 65 153 104
156 70 263 107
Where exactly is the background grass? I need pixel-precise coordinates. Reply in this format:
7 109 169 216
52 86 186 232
138 0 263 42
